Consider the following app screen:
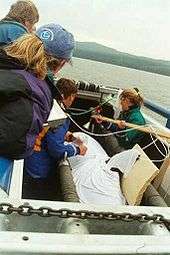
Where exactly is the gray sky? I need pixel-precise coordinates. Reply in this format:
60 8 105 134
1 0 170 60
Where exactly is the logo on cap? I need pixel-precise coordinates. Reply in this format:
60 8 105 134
40 28 54 41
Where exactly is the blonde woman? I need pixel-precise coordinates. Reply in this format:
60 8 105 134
0 0 39 45
0 23 75 159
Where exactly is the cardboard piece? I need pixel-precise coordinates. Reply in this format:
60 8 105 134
122 144 159 205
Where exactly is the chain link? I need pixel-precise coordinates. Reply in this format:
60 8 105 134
0 203 170 228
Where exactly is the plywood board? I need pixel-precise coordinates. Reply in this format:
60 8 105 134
122 144 159 205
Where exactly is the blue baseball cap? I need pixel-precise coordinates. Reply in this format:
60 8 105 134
36 23 75 60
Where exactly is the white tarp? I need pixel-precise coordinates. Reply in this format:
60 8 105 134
68 133 140 206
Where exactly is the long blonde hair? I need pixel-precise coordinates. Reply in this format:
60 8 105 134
5 33 48 79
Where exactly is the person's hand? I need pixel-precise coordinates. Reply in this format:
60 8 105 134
78 144 87 155
92 114 103 124
116 120 126 129
73 136 83 146
64 131 73 142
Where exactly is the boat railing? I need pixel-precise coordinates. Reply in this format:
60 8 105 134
144 99 170 129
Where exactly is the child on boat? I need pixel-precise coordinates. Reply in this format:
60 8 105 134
23 78 87 199
94 88 146 155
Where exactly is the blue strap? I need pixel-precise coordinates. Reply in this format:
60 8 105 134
0 157 13 193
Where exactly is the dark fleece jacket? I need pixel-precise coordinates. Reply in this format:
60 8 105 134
0 49 58 159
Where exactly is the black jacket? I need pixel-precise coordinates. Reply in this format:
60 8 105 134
0 50 58 159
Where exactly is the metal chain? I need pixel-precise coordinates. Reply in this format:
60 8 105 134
0 203 170 228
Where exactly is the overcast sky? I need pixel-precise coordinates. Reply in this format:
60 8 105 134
1 0 170 60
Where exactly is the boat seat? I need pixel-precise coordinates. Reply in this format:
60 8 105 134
0 156 13 193
137 136 170 198
122 144 159 205
137 133 169 169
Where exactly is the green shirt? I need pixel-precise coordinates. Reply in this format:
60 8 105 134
118 106 146 149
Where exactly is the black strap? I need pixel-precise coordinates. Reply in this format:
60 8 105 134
110 167 123 179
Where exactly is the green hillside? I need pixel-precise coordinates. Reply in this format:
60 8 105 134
74 42 170 76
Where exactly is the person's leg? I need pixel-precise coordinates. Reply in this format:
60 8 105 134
93 124 124 156
22 170 52 200
102 133 124 157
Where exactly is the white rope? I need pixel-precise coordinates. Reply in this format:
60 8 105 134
150 125 169 155
142 137 158 150
68 114 144 137
68 115 170 163
136 125 169 163
148 125 170 162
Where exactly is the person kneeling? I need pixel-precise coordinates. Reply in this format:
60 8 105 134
94 88 146 156
23 78 87 200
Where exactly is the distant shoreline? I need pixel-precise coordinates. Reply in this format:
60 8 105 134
74 42 170 77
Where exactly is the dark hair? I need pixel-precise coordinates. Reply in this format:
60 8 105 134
56 78 77 100
119 88 144 107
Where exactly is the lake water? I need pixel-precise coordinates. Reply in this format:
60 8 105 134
59 57 170 108
59 57 170 125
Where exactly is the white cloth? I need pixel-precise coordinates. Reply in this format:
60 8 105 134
113 88 123 119
68 133 140 206
106 149 140 177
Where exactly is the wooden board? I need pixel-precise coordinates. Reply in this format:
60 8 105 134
122 144 159 205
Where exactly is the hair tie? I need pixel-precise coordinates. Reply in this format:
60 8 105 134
133 87 140 95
